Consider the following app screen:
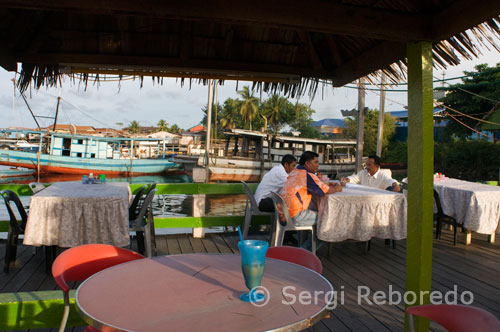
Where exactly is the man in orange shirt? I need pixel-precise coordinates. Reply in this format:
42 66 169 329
280 151 342 226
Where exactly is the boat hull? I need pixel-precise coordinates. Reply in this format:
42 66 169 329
0 150 180 175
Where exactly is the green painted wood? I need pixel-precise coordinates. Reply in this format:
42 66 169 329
0 215 271 231
0 290 85 330
406 41 435 332
0 182 258 196
154 215 271 228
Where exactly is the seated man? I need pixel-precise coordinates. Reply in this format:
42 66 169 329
280 151 342 226
341 155 401 192
254 154 297 212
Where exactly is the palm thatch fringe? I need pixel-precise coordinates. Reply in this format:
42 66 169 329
16 18 500 98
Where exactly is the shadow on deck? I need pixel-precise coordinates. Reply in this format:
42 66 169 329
1 229 499 332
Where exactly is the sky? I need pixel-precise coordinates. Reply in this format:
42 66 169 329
1 49 499 131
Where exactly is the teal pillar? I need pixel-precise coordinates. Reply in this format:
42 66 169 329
405 41 434 332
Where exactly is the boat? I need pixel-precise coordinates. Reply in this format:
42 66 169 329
0 167 35 178
175 129 357 182
0 132 181 176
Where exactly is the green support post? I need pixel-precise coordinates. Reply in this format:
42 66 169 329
406 41 434 332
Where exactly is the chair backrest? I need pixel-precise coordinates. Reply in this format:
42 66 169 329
0 190 27 233
133 189 157 225
266 246 323 274
29 182 46 194
52 244 144 293
269 192 292 225
433 189 444 215
407 304 500 332
241 181 260 213
129 185 147 218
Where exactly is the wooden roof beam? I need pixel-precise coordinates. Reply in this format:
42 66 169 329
297 31 323 71
0 0 430 42
329 41 406 87
432 0 500 41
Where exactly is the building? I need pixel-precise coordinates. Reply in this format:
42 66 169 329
312 118 345 137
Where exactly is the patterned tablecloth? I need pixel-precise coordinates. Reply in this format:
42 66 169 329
433 178 500 235
317 183 407 242
24 182 131 247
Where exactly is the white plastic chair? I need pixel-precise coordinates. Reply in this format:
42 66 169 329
268 192 317 255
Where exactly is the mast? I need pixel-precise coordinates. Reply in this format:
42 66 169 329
13 78 41 130
53 89 62 130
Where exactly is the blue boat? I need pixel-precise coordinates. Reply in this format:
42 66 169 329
0 132 181 176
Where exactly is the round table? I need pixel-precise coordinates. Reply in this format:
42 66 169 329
76 253 333 331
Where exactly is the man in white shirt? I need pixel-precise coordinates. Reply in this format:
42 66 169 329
254 154 297 212
341 155 401 192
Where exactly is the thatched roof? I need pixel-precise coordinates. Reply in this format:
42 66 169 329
1 1 500 97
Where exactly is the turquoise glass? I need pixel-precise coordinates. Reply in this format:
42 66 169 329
238 240 268 302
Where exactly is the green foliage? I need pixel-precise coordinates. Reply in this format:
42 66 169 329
434 139 500 181
169 124 183 134
440 63 500 139
128 120 140 134
157 119 169 132
382 140 407 163
343 110 396 156
198 86 319 138
382 139 500 181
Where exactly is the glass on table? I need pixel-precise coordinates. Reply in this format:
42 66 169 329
238 240 268 302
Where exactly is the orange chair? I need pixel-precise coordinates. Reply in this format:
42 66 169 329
52 244 144 332
266 246 323 274
407 304 500 332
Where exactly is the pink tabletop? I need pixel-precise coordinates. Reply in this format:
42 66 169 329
76 253 333 332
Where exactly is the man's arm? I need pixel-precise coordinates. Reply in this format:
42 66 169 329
327 182 342 194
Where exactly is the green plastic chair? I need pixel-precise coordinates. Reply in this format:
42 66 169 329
485 181 498 186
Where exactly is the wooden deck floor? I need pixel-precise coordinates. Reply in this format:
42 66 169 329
1 229 500 332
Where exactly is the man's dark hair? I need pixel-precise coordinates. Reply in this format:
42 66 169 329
299 151 319 165
281 154 296 166
368 155 382 166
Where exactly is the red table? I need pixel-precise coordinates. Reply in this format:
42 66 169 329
76 253 333 331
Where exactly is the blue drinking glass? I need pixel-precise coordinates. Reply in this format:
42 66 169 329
238 240 269 302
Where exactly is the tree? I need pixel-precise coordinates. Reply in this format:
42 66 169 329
169 124 183 134
157 119 169 132
128 120 140 134
343 110 396 156
261 94 291 133
440 64 500 140
237 86 259 131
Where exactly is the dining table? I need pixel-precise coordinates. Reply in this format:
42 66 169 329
433 178 500 244
75 253 334 332
317 183 407 242
23 181 131 248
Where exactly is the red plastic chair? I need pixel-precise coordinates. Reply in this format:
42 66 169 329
266 246 323 274
407 304 500 332
52 244 144 332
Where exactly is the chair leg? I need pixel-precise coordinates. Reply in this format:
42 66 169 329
407 314 416 332
275 226 285 247
436 218 442 239
144 225 152 258
4 230 17 273
58 292 70 332
136 231 145 255
453 222 457 246
242 201 252 239
311 227 316 255
392 240 396 249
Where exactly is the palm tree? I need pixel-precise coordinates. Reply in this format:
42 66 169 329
169 124 182 134
128 121 140 134
264 94 288 134
157 119 168 132
237 86 259 131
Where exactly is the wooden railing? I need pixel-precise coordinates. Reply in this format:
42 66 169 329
0 182 271 330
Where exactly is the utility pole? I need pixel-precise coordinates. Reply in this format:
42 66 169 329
376 72 386 156
204 79 214 184
53 89 62 130
355 78 366 172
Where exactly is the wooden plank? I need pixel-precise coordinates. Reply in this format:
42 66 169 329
177 234 194 254
200 235 220 253
406 41 434 332
166 234 182 255
154 235 169 255
210 233 233 254
188 236 207 253
0 0 428 41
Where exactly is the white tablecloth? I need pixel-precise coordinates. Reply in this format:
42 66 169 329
24 182 131 247
317 183 407 242
433 178 500 235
